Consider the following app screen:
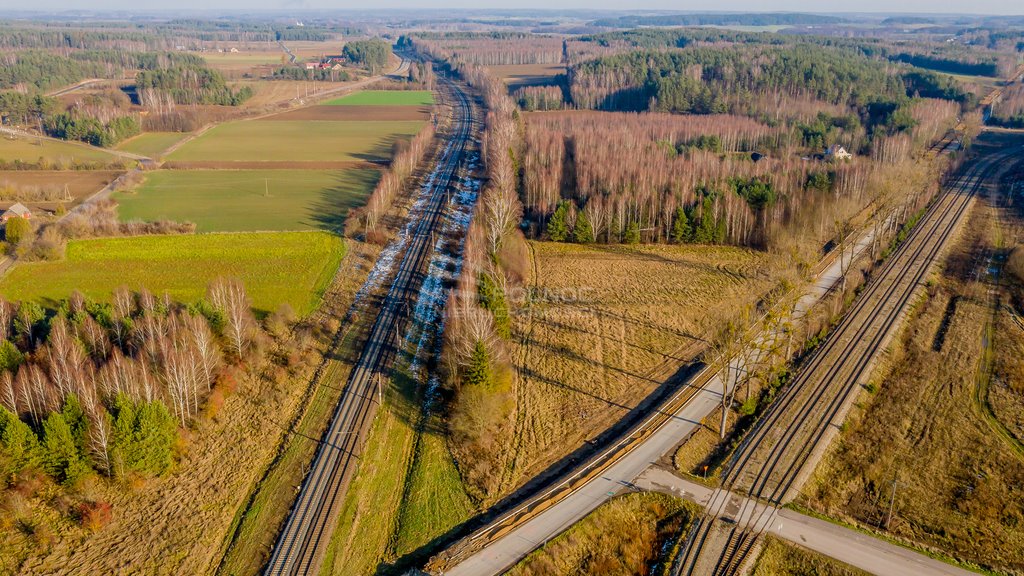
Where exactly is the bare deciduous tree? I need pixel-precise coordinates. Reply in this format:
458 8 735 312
209 278 255 361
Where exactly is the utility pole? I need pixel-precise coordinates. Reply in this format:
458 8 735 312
885 473 901 530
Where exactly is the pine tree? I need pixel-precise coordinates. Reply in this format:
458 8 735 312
0 339 23 373
464 340 492 389
546 200 571 242
715 217 728 244
478 273 512 339
671 206 691 243
693 200 717 244
624 221 641 244
42 412 89 485
110 394 176 477
573 208 595 244
0 407 39 476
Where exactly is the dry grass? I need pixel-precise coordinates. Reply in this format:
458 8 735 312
507 492 697 576
751 536 870 576
492 242 786 498
0 242 377 576
0 170 121 207
991 310 1024 441
802 204 1024 575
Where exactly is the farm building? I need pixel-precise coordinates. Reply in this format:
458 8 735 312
1 203 31 223
825 144 853 161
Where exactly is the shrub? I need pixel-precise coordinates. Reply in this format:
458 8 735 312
4 216 31 245
77 500 112 532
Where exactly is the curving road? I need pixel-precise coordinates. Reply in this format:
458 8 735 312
264 74 473 576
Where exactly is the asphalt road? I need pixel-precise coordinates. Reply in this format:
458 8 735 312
264 76 472 576
637 468 976 576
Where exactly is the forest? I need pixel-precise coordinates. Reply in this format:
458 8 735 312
590 13 846 28
135 62 253 106
342 39 393 75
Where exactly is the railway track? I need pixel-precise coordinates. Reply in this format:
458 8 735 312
674 146 1011 576
264 75 474 576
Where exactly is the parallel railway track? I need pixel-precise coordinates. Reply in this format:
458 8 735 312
264 75 473 576
675 147 1010 576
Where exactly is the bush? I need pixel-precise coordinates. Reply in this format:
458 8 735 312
77 500 112 532
4 217 31 245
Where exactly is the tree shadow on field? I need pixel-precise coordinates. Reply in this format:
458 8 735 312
585 242 755 281
308 169 382 233
534 307 703 352
378 358 708 576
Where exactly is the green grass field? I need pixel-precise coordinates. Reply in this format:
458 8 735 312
117 169 378 232
324 90 434 106
0 232 344 315
0 135 118 164
166 120 423 163
115 132 190 158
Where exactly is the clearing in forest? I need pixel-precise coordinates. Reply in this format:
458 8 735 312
0 232 344 316
489 63 566 87
117 169 379 233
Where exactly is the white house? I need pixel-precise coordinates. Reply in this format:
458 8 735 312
824 144 853 161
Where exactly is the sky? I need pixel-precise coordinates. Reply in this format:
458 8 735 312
0 0 1021 15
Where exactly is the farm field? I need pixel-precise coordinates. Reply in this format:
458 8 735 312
166 119 424 164
0 170 121 206
0 232 344 316
801 204 1024 574
117 169 379 232
324 90 434 106
506 492 697 576
490 242 786 497
232 79 352 108
115 131 191 158
0 135 119 164
267 105 429 121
